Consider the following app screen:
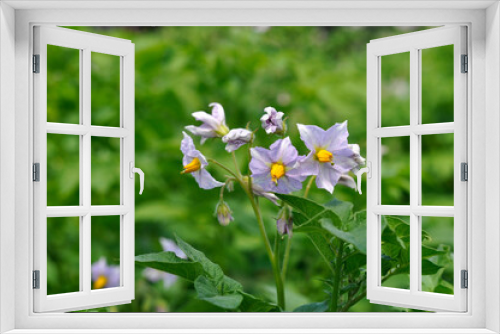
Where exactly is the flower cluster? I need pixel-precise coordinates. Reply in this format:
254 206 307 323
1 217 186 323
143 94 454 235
182 103 364 233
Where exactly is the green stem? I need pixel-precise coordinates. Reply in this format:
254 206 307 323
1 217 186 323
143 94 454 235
231 152 242 178
208 158 239 180
330 240 344 312
304 175 316 198
241 181 285 309
281 235 292 280
209 155 285 309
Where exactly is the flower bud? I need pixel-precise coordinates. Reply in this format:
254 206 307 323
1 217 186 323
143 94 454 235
222 128 253 152
215 201 234 226
276 206 293 237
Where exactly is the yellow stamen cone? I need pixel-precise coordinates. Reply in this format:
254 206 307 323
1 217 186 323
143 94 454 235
181 157 201 174
93 275 108 289
316 149 333 163
270 163 285 184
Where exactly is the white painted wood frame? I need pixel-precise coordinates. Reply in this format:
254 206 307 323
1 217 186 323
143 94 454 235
32 26 135 312
1 1 499 333
367 26 468 312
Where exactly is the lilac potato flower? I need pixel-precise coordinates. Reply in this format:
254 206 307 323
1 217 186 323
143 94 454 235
185 103 230 144
222 128 253 152
91 257 120 289
143 238 187 288
297 122 360 193
181 132 224 189
260 107 285 134
250 137 307 194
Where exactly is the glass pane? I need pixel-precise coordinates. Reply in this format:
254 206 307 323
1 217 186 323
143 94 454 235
91 216 121 290
91 136 121 205
421 217 454 294
421 133 454 206
421 45 454 124
381 215 410 290
47 134 80 206
47 45 80 124
47 217 80 294
381 136 410 205
91 52 121 127
381 52 410 127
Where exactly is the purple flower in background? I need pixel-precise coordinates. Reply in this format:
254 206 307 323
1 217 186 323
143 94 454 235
143 237 187 288
297 122 360 193
181 132 224 189
91 257 120 290
260 107 285 134
222 128 253 152
250 137 307 194
185 103 230 144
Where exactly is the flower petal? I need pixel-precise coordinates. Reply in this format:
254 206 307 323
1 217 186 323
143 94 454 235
181 132 196 155
209 103 226 124
159 237 186 259
191 111 220 130
192 169 224 189
270 137 298 165
91 257 107 281
316 164 342 193
297 124 328 151
325 121 349 151
338 174 357 190
250 147 272 174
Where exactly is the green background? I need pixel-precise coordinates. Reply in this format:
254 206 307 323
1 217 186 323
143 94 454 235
45 26 455 312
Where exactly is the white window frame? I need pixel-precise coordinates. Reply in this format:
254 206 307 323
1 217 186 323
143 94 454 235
0 1 499 333
366 26 468 312
33 26 136 312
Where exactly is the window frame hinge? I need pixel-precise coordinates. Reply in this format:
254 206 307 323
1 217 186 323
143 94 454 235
33 54 40 73
33 163 40 182
461 270 468 289
33 270 40 289
461 54 468 73
461 162 468 181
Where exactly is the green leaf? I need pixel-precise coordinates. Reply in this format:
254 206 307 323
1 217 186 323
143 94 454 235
305 232 336 273
324 198 353 223
277 194 325 219
422 246 447 259
135 251 205 282
293 300 329 312
319 218 366 254
175 235 224 283
239 292 281 312
422 260 443 275
194 276 243 310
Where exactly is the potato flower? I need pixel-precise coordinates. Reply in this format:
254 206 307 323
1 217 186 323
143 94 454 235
297 122 359 193
260 106 285 134
91 257 120 290
250 137 307 194
185 103 230 143
181 132 224 189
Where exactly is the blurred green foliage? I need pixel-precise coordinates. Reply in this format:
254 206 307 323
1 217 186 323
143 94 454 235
45 26 455 312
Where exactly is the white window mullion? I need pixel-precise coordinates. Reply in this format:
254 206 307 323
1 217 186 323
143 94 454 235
82 47 92 295
409 47 420 294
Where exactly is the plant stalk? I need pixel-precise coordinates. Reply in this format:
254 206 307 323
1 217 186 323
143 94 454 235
330 240 344 312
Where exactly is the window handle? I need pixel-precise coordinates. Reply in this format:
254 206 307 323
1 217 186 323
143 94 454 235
129 162 145 195
355 162 371 195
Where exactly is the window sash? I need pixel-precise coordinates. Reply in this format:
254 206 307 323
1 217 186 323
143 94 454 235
366 25 468 312
33 26 135 313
